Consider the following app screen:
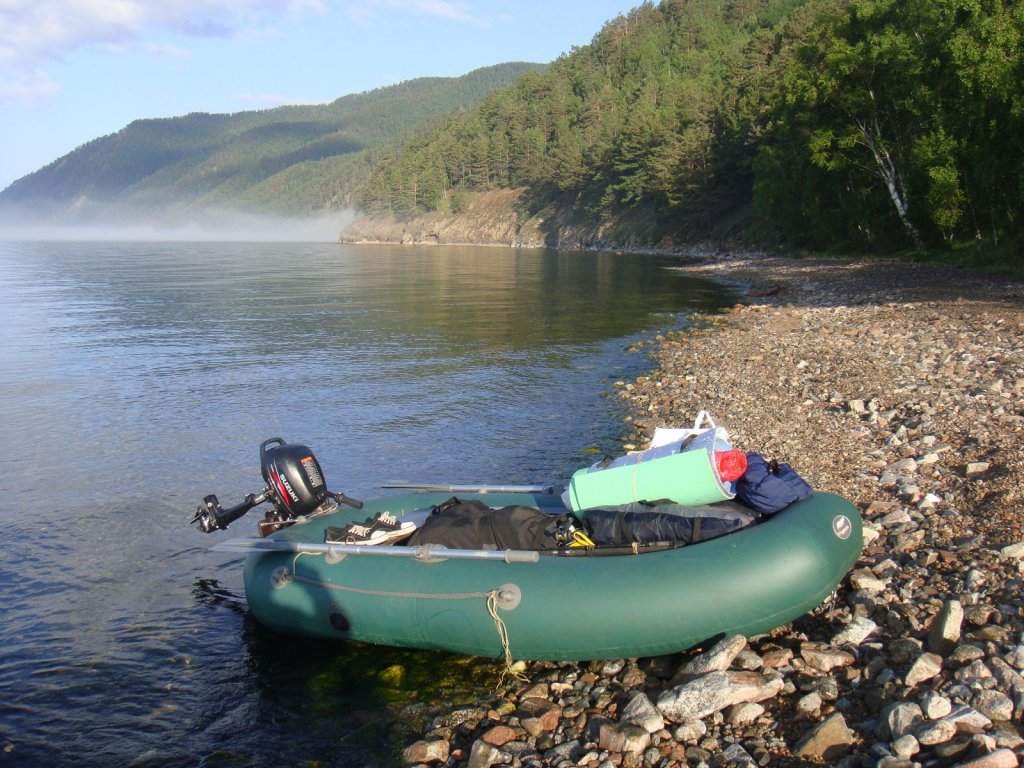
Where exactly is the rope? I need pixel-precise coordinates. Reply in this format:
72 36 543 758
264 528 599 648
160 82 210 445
292 551 317 571
285 559 522 677
489 590 528 685
291 572 495 601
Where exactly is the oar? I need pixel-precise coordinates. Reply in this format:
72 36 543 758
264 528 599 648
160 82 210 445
212 538 541 563
381 482 564 495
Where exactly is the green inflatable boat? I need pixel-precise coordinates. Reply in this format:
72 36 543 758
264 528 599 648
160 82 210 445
196 440 862 661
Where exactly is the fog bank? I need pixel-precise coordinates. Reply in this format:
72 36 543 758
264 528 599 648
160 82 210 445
0 208 357 243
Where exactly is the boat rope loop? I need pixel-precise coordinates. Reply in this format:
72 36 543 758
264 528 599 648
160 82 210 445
283 557 523 676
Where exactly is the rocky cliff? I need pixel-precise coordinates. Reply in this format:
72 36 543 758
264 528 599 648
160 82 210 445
340 188 664 251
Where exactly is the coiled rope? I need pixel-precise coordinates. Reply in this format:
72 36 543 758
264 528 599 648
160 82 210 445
285 552 524 677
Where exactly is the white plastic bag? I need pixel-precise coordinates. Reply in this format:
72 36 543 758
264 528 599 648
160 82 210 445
648 410 728 449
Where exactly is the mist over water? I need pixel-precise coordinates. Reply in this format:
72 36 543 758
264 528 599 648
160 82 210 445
0 240 735 767
0 207 357 243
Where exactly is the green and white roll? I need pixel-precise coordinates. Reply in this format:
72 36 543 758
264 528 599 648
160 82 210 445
566 429 735 512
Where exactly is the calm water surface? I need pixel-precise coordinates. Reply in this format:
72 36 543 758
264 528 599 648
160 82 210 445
0 241 734 767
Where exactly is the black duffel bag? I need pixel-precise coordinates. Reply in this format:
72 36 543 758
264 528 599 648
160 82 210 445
406 497 579 551
582 501 757 547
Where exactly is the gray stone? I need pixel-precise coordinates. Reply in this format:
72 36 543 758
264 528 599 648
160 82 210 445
905 652 944 686
914 717 959 746
672 719 706 742
726 702 765 725
620 692 665 734
793 713 857 761
875 759 917 768
656 671 783 722
733 649 763 670
541 739 582 763
928 599 964 655
889 457 919 473
403 739 450 765
953 748 1019 768
886 702 924 740
467 739 504 768
973 689 1015 721
800 642 856 672
1005 645 1024 670
720 743 758 767
946 704 993 734
892 734 920 758
796 691 823 715
598 723 650 755
679 634 747 675
999 542 1024 561
880 508 914 527
920 690 953 719
832 616 878 646
849 570 888 592
989 657 1024 697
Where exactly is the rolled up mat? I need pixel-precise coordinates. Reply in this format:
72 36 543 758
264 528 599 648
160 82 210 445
567 429 736 512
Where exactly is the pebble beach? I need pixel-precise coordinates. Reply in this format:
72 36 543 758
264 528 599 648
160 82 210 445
403 252 1024 768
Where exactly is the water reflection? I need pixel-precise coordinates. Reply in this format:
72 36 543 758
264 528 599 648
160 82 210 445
0 241 735 767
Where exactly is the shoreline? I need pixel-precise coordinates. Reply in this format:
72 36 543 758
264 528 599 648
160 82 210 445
402 251 1024 768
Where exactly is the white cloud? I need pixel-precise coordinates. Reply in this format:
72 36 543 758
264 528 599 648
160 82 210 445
0 66 60 108
345 0 488 28
0 0 323 105
140 42 193 59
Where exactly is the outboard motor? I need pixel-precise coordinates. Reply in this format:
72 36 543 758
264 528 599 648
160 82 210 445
192 438 362 536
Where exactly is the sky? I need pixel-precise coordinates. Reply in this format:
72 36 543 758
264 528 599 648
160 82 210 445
0 0 637 193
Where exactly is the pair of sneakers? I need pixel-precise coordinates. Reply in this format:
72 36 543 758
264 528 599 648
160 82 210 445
325 511 416 546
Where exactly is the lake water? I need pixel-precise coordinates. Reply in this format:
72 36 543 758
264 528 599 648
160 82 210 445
0 241 734 767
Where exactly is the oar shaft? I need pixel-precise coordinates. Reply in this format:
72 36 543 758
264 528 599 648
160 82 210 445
381 482 562 495
213 538 540 563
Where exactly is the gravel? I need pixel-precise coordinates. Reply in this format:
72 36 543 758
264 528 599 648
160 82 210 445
403 251 1024 768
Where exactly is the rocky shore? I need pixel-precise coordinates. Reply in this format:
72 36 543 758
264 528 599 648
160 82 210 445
402 251 1024 768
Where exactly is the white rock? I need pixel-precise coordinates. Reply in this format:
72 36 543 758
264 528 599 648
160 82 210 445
656 671 783 723
832 616 878 646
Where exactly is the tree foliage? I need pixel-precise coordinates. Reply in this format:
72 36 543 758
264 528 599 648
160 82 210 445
360 0 786 239
756 0 1023 249
362 0 1022 254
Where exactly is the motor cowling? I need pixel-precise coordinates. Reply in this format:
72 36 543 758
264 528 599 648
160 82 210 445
260 437 329 518
192 437 361 535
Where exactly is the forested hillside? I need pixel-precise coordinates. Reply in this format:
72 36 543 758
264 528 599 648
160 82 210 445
0 63 541 222
358 0 1023 254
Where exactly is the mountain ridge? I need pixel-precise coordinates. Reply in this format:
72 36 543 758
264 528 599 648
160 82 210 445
0 62 543 225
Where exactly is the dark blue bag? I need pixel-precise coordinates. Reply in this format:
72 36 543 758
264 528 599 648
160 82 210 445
735 453 813 515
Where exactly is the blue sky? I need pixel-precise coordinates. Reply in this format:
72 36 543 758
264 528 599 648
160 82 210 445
0 0 636 193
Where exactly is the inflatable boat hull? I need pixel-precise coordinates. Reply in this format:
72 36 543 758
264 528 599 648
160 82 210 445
240 491 861 661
